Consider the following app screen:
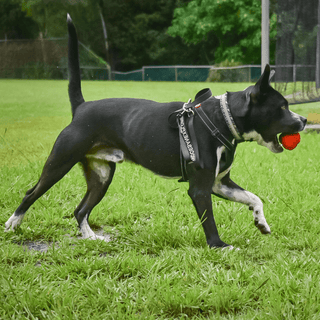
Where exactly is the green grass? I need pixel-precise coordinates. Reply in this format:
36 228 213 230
1 79 320 319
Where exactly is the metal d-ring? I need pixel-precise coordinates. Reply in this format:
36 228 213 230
182 99 194 116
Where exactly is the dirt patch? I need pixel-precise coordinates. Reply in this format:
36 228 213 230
20 228 112 252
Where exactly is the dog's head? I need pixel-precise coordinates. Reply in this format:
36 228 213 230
231 65 307 153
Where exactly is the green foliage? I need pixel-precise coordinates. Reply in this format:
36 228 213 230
206 59 242 82
2 0 218 71
168 0 277 64
0 0 39 39
2 0 280 72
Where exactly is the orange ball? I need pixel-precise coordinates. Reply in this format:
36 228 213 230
279 133 301 150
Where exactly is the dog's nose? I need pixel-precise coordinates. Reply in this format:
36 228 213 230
300 116 307 130
301 116 307 126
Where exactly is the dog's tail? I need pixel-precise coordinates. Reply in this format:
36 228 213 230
67 14 85 116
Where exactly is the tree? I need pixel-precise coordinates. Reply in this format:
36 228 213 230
168 0 277 64
16 0 195 71
99 0 193 71
0 0 38 39
3 0 236 71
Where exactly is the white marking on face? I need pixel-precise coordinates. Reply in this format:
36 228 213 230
214 95 223 100
5 213 25 231
242 130 282 153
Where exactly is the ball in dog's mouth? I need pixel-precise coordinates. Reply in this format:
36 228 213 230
279 133 300 150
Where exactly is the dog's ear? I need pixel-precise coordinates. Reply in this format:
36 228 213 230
269 69 275 83
230 65 274 117
255 64 271 91
247 64 271 105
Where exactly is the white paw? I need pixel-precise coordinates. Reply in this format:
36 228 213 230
83 233 106 241
79 219 110 242
222 245 240 251
5 214 24 232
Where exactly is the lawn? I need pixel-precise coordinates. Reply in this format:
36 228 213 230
1 79 320 319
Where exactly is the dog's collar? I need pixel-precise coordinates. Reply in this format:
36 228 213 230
219 93 243 141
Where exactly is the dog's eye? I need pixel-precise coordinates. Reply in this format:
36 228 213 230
281 106 286 110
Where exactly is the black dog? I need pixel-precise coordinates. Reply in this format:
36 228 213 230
5 15 306 248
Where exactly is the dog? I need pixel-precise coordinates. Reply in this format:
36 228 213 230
5 15 306 248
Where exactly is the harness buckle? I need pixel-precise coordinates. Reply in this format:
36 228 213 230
181 99 194 116
211 128 219 136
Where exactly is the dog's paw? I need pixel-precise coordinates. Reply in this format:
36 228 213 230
254 218 271 234
5 214 24 232
222 245 240 251
209 239 239 249
79 220 111 242
82 233 111 242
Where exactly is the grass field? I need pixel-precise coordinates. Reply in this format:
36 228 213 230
1 79 320 319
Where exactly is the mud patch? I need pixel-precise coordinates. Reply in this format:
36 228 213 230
22 241 57 253
20 227 112 252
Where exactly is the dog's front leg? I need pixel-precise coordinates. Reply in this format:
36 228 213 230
212 172 271 234
188 169 229 248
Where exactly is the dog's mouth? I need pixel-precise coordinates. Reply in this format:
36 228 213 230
269 134 283 153
243 130 300 153
272 131 302 153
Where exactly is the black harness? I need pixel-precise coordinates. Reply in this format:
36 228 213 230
168 88 237 182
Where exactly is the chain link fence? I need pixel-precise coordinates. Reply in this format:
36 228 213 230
0 38 110 80
0 38 319 104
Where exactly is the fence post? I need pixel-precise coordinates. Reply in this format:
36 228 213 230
175 66 178 82
261 0 270 72
4 34 7 78
142 66 145 81
316 0 320 88
39 32 47 65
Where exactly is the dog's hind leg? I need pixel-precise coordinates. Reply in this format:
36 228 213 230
188 169 230 248
5 126 90 232
74 158 116 240
212 171 271 234
5 160 77 232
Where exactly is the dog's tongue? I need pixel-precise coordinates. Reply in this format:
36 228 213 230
279 133 301 150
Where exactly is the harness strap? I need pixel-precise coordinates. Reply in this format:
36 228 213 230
168 88 237 182
168 88 212 128
178 114 202 182
194 105 234 151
